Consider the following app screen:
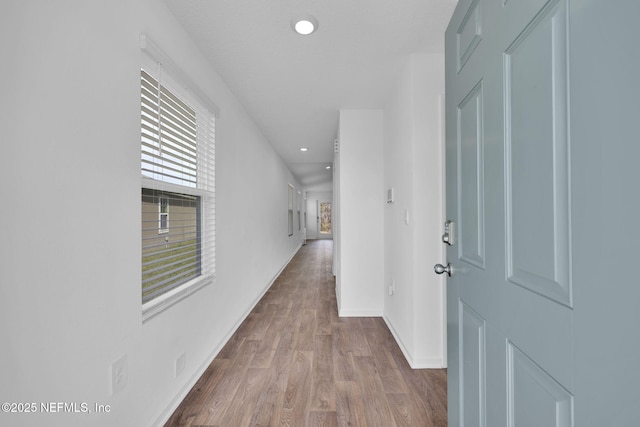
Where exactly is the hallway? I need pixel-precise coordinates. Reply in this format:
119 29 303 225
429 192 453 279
165 240 447 426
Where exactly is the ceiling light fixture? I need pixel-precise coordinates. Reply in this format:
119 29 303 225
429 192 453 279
299 147 308 152
325 166 331 170
292 16 319 35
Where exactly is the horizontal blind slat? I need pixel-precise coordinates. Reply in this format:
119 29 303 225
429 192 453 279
153 130 197 160
142 252 199 278
142 267 200 296
141 235 198 250
160 101 196 134
141 166 197 185
142 264 200 290
160 95 196 129
141 148 197 174
161 84 195 117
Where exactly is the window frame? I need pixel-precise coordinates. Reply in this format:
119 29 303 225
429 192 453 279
140 34 217 321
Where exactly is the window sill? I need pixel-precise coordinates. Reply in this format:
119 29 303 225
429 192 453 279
142 274 214 322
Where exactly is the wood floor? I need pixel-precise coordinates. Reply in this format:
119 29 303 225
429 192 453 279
165 239 447 427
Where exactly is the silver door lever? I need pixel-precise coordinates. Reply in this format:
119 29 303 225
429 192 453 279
434 263 453 277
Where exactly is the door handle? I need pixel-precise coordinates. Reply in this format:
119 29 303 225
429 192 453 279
434 263 453 277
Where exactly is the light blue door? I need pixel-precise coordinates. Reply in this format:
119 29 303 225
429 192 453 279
444 0 640 425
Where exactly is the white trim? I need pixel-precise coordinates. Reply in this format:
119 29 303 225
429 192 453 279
338 309 383 317
151 313 225 427
142 275 214 322
383 315 446 369
241 243 302 318
151 243 302 426
439 92 448 368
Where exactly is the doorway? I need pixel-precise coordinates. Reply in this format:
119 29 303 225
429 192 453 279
318 201 332 237
305 191 333 240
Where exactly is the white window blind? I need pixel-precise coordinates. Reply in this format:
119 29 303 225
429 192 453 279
141 69 198 187
140 35 215 316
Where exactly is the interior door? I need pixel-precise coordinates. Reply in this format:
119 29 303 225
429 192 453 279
444 0 574 425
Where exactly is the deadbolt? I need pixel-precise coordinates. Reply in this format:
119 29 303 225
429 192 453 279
442 220 456 246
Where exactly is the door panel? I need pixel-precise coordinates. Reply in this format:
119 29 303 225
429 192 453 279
507 342 573 427
456 0 483 73
457 81 485 269
459 300 486 427
504 0 571 307
445 0 574 425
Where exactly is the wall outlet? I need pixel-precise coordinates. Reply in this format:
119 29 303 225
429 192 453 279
175 352 186 378
110 354 128 395
389 279 395 296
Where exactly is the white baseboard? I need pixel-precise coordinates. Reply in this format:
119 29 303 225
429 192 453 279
383 315 445 369
153 243 302 426
338 309 383 317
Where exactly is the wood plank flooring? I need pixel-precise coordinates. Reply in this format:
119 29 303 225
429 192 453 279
165 239 447 427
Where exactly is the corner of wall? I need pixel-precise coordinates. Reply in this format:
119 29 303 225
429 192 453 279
382 50 447 371
336 109 384 316
383 316 445 369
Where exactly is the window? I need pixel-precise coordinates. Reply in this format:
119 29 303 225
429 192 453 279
297 191 301 231
288 184 294 236
159 196 169 233
140 35 216 317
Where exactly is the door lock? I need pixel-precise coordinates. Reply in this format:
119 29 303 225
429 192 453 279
434 263 453 277
442 220 456 245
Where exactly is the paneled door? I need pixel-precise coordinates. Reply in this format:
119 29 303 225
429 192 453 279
444 0 640 425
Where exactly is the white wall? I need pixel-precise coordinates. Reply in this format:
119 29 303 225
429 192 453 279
336 110 384 316
304 181 333 193
333 145 341 279
382 54 446 368
0 1 302 426
334 58 446 366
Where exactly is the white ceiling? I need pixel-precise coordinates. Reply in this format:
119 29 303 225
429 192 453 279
164 0 457 187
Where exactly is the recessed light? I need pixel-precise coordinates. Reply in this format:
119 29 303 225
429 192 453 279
325 166 331 170
295 20 314 35
291 16 319 35
299 147 308 152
